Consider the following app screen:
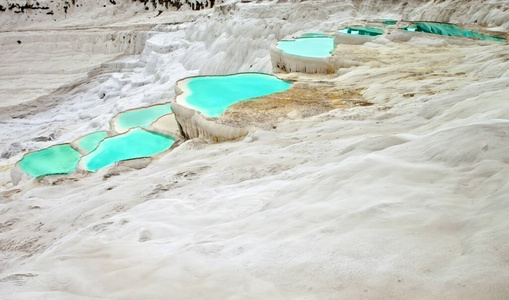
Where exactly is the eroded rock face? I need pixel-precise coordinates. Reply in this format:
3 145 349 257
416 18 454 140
0 0 217 20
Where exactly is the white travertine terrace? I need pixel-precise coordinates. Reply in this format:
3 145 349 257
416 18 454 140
270 45 337 74
334 30 381 45
171 102 249 142
172 79 249 142
150 113 182 138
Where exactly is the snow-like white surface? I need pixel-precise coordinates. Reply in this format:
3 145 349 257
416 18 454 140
1 0 509 299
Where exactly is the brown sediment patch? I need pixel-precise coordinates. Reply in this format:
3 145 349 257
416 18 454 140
215 81 371 128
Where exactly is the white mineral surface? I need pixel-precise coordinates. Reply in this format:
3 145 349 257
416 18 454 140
0 0 508 299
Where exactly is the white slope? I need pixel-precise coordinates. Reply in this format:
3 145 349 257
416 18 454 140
1 0 509 299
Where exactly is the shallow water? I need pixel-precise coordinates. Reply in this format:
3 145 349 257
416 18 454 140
299 32 333 38
402 22 504 41
381 19 398 26
338 26 384 36
277 36 335 58
81 128 175 172
17 144 81 178
76 131 108 153
116 103 172 131
184 73 292 118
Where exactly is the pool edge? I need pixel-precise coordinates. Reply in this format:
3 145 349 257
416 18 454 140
172 75 254 142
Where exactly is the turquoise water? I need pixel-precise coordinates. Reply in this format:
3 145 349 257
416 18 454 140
381 19 398 26
184 73 292 118
117 103 172 130
81 128 174 172
277 36 335 58
299 32 332 39
18 144 81 178
77 131 108 153
338 27 384 36
402 22 504 41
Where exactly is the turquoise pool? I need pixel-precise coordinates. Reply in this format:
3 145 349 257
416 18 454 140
18 144 81 178
76 131 108 153
183 73 292 118
277 35 335 58
81 128 174 172
116 103 172 131
381 19 398 26
338 27 384 36
402 22 504 41
299 32 333 39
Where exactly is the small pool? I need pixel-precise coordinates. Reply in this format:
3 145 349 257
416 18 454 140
18 144 81 178
80 128 175 172
115 103 172 132
299 32 333 38
180 73 292 118
75 131 108 153
381 19 398 26
402 22 504 41
371 19 398 26
338 27 384 37
277 34 335 58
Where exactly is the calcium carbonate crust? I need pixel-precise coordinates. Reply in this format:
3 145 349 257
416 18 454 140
172 76 250 142
269 45 337 74
108 103 180 137
334 31 380 45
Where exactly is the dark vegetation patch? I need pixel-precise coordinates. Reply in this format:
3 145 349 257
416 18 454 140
0 0 215 16
6 2 49 13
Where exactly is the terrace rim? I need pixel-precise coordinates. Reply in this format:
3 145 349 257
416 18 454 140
270 41 338 74
276 35 336 58
172 72 293 142
109 102 173 134
173 72 294 115
71 131 110 155
174 72 295 88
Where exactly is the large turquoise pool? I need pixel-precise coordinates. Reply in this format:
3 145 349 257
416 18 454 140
18 144 81 178
402 22 504 41
277 35 335 58
81 128 175 172
116 103 172 131
183 73 292 118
